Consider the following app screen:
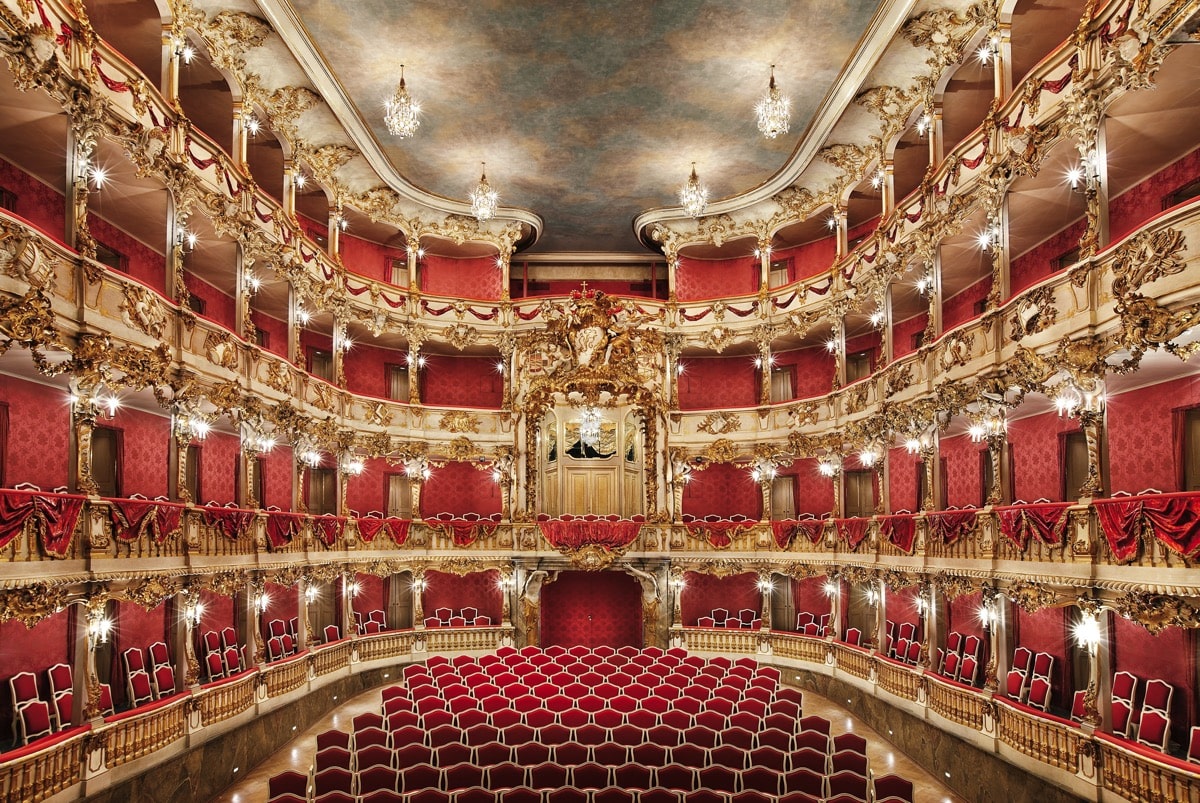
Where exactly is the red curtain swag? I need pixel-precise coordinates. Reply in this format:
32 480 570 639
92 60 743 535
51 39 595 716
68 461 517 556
1095 492 1200 562
771 520 825 548
0 488 86 557
926 510 978 544
836 518 871 550
995 502 1072 550
356 517 411 546
877 514 917 553
110 499 184 543
538 519 642 551
311 515 346 547
434 520 499 547
264 511 305 548
201 506 256 540
684 520 755 548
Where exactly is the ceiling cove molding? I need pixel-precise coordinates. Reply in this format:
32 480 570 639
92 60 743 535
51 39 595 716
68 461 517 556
255 0 545 246
631 0 917 243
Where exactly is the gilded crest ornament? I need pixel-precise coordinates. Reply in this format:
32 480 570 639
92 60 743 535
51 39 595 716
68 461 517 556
697 411 742 435
439 410 481 434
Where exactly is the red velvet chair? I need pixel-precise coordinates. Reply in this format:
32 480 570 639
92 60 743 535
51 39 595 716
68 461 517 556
613 761 654 789
400 763 442 794
485 760 525 790
641 791 683 803
873 774 914 802
269 770 309 801
655 763 697 791
825 769 869 801
758 727 795 753
830 749 867 777
435 743 472 767
571 761 611 789
647 723 681 747
1027 676 1052 711
698 764 741 793
782 767 824 797
527 761 570 789
792 730 828 754
538 723 572 745
545 789 588 803
514 742 552 766
611 723 644 747
357 765 399 795
554 740 589 765
593 789 637 803
314 767 354 797
631 742 669 767
593 740 628 765
443 762 485 792
15 700 53 745
788 747 827 775
127 670 155 708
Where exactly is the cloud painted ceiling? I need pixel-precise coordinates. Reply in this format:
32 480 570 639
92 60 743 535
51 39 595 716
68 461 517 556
290 0 883 254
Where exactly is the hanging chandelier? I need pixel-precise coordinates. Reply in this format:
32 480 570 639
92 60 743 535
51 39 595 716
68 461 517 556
755 65 791 139
679 162 709 218
579 407 603 450
469 162 499 222
384 64 421 139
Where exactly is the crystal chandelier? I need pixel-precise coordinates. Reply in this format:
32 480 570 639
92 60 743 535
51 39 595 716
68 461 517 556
679 162 708 218
755 65 791 139
384 64 420 139
469 162 499 222
579 407 603 450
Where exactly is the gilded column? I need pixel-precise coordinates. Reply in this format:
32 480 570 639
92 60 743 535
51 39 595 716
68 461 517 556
70 386 100 496
83 598 111 718
179 588 202 686
169 411 192 503
412 571 427 628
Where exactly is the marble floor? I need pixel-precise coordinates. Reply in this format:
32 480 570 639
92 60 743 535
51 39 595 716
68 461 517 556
215 684 967 803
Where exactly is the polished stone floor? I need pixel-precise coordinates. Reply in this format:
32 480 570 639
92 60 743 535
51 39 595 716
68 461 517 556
215 682 967 803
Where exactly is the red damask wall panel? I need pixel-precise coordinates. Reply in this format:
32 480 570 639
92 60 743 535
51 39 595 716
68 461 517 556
848 214 881 243
262 582 298 639
0 374 69 490
792 576 832 624
892 311 928 360
1008 410 1077 502
681 572 759 626
343 340 400 401
1112 614 1196 744
1009 218 1088 297
422 255 502 300
941 433 983 509
112 406 169 499
421 461 501 517
942 276 991 331
184 273 236 331
0 610 69 741
889 447 919 512
344 456 387 516
198 589 235 640
0 158 66 239
113 599 168 707
885 585 923 635
677 356 757 410
681 461 760 519
773 347 836 402
250 311 289 360
675 256 758 301
1109 146 1200 242
845 331 882 371
199 430 239 505
88 214 166 293
422 355 503 409
779 236 837 283
353 573 387 620
795 459 835 517
1013 605 1071 710
260 445 293 511
423 569 502 623
946 592 985 645
1107 374 1200 494
540 571 642 649
341 232 405 284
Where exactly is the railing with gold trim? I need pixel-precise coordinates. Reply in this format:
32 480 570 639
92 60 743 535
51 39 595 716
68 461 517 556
926 675 986 730
261 654 309 698
0 727 87 803
422 626 513 653
102 695 187 769
356 630 414 663
996 698 1085 773
196 671 257 727
875 657 922 702
676 627 760 655
1098 733 1200 803
832 643 874 681
311 640 353 676
769 632 829 665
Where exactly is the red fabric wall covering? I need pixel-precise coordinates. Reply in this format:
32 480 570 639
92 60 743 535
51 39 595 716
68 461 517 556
1111 614 1196 745
942 276 991 332
111 406 169 499
343 340 401 401
888 447 919 512
423 569 502 623
1008 410 1077 502
520 279 659 299
353 573 387 618
793 576 831 623
941 433 983 509
1009 218 1088 297
299 328 334 357
772 347 836 402
421 355 503 409
88 215 166 294
885 586 923 633
1107 375 1200 494
845 331 882 372
675 256 758 301
946 592 985 645
183 272 236 331
1013 605 1071 709
197 589 235 639
113 600 167 707
421 461 501 517
776 237 837 284
198 430 239 505
681 462 761 519
250 310 289 359
677 356 757 411
1109 146 1200 242
795 459 835 517
0 158 66 239
422 255 502 300
847 215 881 243
681 572 759 626
259 445 293 510
344 456 387 516
262 582 298 636
341 232 405 284
891 311 928 361
0 610 70 742
540 571 643 649
0 374 70 490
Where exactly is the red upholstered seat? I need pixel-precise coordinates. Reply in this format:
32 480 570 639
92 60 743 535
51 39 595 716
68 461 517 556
435 743 472 767
554 741 589 765
490 708 521 729
830 749 868 776
631 742 670 767
456 709 489 730
1138 708 1172 751
400 763 442 794
515 742 552 766
443 762 485 791
15 700 53 745
572 761 611 789
611 723 645 746
698 764 740 792
357 765 399 794
613 761 654 789
1027 677 1052 711
655 763 697 790
873 774 914 802
269 770 309 800
758 727 795 752
486 761 525 789
826 769 869 801
315 767 354 797
546 788 588 803
593 741 628 765
528 761 570 789
641 791 683 803
127 670 155 707
391 725 426 748
783 767 824 796
593 789 637 803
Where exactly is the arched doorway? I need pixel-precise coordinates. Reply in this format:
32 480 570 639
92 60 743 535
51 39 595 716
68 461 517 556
540 571 642 648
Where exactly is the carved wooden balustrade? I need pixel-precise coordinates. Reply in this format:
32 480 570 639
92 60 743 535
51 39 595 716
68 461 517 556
102 696 188 769
875 656 923 702
831 643 875 682
196 671 257 727
0 727 87 803
355 630 415 663
1098 733 1200 803
310 640 353 676
995 699 1086 773
926 675 987 731
261 653 309 698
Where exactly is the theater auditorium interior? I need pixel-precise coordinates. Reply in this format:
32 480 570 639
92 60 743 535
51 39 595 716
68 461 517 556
0 0 1199 801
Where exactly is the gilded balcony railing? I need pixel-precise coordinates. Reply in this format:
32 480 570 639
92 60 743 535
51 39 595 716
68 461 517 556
770 632 829 665
196 671 257 727
996 699 1085 773
356 630 415 663
832 644 874 682
678 627 760 655
102 696 187 768
875 658 922 702
311 641 353 676
422 626 513 653
1099 734 1200 803
0 727 87 803
261 654 309 698
927 676 986 730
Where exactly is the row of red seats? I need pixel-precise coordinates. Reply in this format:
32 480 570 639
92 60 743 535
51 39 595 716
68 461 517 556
378 706 802 737
404 669 777 702
272 783 851 803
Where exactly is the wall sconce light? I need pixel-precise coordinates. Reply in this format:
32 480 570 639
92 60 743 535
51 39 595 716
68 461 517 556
822 579 839 597
183 601 205 628
818 456 842 477
756 578 774 594
1073 611 1103 655
87 610 114 645
411 578 427 594
253 592 270 615
915 112 932 138
304 586 319 604
977 30 1000 65
346 581 361 598
172 35 195 64
301 450 322 468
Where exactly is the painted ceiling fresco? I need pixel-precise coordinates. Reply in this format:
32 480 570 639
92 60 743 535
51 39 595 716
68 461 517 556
290 0 883 253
